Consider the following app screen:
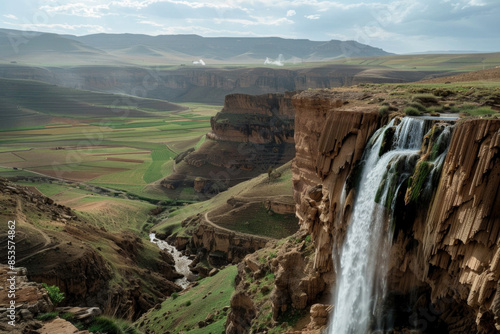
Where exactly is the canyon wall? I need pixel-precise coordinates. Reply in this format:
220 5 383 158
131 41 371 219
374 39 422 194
387 119 500 332
0 65 443 104
208 92 295 144
292 90 381 274
291 89 500 332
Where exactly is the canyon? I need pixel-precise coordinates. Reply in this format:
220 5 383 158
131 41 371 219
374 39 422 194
0 64 446 104
2 68 500 333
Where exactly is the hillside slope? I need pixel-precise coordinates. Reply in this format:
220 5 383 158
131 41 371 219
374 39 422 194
0 177 181 320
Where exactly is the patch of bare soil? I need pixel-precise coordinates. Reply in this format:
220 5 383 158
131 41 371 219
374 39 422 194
106 157 144 163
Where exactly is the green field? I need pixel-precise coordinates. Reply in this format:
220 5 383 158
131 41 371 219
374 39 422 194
14 179 156 234
0 78 221 200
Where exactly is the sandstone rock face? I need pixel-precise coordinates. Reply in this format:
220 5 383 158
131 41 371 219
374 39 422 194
226 291 257 334
0 265 53 334
307 304 334 330
192 221 270 264
292 90 380 274
208 93 295 144
162 92 296 195
291 89 500 333
388 118 500 332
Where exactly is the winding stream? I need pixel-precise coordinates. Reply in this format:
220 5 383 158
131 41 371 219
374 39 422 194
149 233 194 289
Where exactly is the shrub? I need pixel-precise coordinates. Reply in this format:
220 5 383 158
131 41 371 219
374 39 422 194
88 316 120 334
427 106 443 113
185 300 192 307
408 102 427 111
412 94 439 105
404 107 422 116
171 292 179 299
379 106 390 117
42 283 65 306
36 312 58 321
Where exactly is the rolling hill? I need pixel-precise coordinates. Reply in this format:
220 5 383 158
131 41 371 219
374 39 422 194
0 28 391 65
0 77 186 129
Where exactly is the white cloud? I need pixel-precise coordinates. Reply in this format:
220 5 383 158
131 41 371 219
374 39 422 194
287 10 296 17
40 3 110 18
138 20 164 27
3 14 18 20
305 14 321 19
111 0 244 10
214 16 293 26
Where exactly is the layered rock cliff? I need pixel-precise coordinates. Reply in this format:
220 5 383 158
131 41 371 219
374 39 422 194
208 93 295 144
161 92 296 196
292 89 381 274
387 119 500 332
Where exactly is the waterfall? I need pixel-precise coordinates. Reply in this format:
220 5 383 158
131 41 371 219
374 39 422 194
329 117 426 334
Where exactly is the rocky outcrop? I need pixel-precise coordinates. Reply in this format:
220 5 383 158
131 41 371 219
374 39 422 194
0 265 102 334
226 231 320 333
0 266 53 334
25 247 112 307
177 214 271 265
226 291 257 334
208 92 295 144
161 92 296 196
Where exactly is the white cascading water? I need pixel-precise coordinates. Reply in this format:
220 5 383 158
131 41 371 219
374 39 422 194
329 117 425 334
149 233 194 289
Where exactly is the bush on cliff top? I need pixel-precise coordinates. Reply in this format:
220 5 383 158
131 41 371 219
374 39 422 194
42 283 65 306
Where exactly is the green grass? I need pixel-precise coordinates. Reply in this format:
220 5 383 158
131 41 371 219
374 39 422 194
0 104 217 200
135 265 238 334
16 181 69 197
333 52 500 72
36 312 59 321
13 178 156 233
214 203 297 239
0 78 220 200
143 147 176 183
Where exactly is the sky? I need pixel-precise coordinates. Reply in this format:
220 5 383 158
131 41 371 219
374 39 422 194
0 0 499 54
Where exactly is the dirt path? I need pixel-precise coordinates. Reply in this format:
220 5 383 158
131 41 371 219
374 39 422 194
15 198 54 263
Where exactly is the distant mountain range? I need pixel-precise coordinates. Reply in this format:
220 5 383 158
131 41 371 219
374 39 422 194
0 28 391 66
